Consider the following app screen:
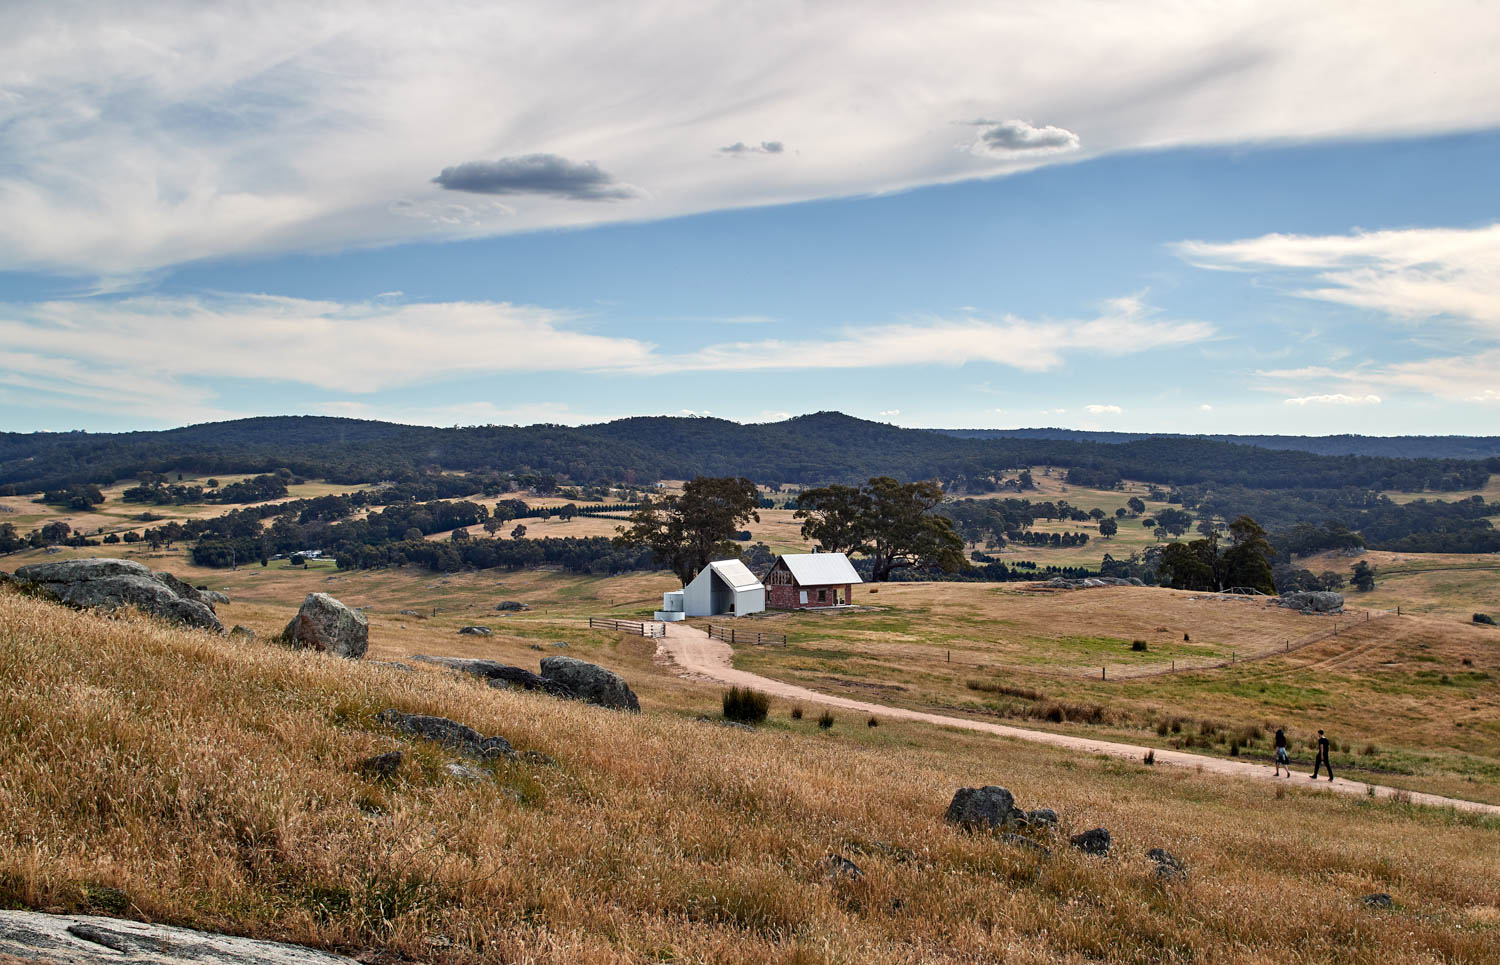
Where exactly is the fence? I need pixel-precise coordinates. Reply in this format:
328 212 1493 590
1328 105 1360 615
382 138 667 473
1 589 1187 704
707 624 787 646
588 616 665 638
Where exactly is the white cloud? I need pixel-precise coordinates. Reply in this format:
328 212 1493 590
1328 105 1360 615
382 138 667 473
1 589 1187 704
1261 350 1500 404
1176 223 1500 337
879 409 901 417
4 2 1500 277
1199 403 1213 411
1283 393 1382 406
1084 403 1122 414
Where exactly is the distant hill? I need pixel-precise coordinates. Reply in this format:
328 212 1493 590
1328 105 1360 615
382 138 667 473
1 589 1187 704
937 428 1500 460
1 412 1495 494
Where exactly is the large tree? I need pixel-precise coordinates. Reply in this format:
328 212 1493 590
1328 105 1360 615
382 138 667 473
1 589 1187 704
796 476 966 582
616 476 760 584
1157 514 1275 594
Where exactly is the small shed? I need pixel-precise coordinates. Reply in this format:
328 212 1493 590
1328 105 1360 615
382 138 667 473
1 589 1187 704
764 552 862 609
681 559 766 617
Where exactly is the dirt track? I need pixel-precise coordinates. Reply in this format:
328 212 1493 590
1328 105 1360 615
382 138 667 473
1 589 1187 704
655 621 1500 817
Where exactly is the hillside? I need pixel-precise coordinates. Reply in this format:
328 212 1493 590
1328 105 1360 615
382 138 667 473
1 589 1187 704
3 586 1498 963
941 428 1500 460
2 412 1494 494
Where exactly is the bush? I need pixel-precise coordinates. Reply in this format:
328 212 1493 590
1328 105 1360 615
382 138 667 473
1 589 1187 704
1130 640 1148 652
1475 613 1497 626
722 687 770 724
790 705 803 720
817 710 835 730
866 716 878 728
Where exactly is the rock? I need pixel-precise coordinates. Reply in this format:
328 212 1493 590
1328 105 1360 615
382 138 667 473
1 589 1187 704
1275 591 1345 614
1147 847 1186 881
407 655 574 697
1025 807 1059 829
1039 576 1144 590
457 625 492 636
944 785 1025 831
496 600 529 611
817 854 864 880
202 590 230 605
529 644 545 651
399 609 422 616
229 625 255 639
281 593 367 658
1001 833 1050 856
11 559 223 632
377 708 514 760
0 910 359 964
1362 893 1394 909
152 571 208 605
550 641 569 648
521 749 556 766
445 762 488 782
539 655 640 712
1070 828 1111 856
356 750 403 779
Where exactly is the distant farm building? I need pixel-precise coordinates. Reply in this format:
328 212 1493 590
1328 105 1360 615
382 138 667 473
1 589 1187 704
765 552 861 609
674 559 766 618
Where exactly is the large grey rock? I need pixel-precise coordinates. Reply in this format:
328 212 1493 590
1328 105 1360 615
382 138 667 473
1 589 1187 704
203 590 230 605
376 708 514 760
407 655 575 697
539 655 640 711
281 593 367 658
1025 807 1059 829
152 571 209 606
1147 847 1186 881
944 785 1025 830
1275 591 1345 614
1070 827 1111 856
457 625 492 636
0 910 357 963
12 559 222 632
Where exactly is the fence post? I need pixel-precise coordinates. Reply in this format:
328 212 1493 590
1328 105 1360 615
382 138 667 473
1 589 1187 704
1102 666 1106 680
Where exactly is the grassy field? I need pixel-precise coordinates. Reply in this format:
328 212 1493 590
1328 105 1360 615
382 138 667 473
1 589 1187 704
5 587 1500 963
1301 550 1500 622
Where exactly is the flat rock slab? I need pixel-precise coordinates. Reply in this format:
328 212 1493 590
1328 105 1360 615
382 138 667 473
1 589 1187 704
11 559 222 632
0 911 357 964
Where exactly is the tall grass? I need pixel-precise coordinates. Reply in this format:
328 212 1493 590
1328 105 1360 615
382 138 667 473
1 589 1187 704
721 686 770 724
2 590 1498 963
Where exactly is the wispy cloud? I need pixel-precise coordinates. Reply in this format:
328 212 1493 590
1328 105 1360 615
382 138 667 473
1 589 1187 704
719 141 785 156
1283 393 1381 406
1084 403 1122 414
4 2 1499 276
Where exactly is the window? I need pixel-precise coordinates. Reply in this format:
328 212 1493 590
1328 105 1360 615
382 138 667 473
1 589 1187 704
799 590 808 604
818 589 827 602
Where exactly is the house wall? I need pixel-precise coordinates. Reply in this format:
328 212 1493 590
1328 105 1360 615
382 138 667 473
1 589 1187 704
768 582 851 609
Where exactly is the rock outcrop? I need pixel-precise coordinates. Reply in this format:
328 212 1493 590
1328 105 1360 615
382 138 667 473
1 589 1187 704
407 655 576 697
10 559 222 631
457 625 492 636
1275 591 1344 614
281 592 367 658
0 911 358 964
1070 827 1111 856
376 708 514 760
539 655 640 711
944 785 1026 830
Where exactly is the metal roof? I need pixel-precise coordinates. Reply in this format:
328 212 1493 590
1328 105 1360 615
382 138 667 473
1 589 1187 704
707 558 764 590
776 552 862 585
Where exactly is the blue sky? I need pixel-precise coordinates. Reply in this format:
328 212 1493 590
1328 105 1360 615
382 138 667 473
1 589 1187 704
2 2 1499 435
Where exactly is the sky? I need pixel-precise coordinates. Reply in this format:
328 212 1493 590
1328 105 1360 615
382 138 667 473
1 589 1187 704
2 1 1499 436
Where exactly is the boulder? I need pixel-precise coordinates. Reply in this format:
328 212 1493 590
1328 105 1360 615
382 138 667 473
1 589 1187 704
376 708 514 760
944 785 1026 830
817 854 864 880
1070 828 1111 856
11 559 222 632
496 600 529 611
203 590 230 605
0 910 358 964
229 625 255 639
281 593 367 658
356 750 403 779
152 571 209 606
457 625 492 636
1147 847 1186 881
1025 807 1059 829
1362 893 1394 910
1275 591 1345 614
539 655 640 711
407 655 575 697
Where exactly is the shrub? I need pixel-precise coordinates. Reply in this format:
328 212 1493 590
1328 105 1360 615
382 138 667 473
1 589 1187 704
867 716 878 728
1183 632 1191 642
965 680 1043 701
1475 613 1497 626
1130 640 1148 652
722 686 770 724
1143 749 1155 766
817 710 835 730
1361 743 1378 756
1155 720 1170 736
790 705 803 720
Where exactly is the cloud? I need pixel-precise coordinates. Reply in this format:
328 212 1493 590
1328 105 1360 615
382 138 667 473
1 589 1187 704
5 2 1500 276
970 119 1080 157
1084 403 1122 414
1260 350 1500 404
1283 393 1382 406
1175 223 1500 338
879 409 900 417
1199 403 1213 411
719 141 785 155
432 155 636 200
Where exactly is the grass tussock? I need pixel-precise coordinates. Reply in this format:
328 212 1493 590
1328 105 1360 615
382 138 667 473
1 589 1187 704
3 589 1500 963
721 686 770 724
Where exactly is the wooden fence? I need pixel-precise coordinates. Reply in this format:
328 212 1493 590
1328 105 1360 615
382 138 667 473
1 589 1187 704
588 616 665 638
707 624 787 646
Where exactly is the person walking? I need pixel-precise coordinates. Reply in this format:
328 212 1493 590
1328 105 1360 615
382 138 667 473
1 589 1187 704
1310 729 1334 781
1273 727 1291 777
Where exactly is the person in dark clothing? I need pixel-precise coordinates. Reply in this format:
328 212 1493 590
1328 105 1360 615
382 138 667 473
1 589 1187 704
1310 729 1334 781
1273 727 1291 777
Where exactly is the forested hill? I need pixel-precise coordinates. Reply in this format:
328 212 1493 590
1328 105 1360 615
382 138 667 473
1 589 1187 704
939 428 1500 460
1 412 1495 494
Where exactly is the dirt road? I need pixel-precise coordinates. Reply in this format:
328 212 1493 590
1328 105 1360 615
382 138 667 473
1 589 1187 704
655 621 1500 817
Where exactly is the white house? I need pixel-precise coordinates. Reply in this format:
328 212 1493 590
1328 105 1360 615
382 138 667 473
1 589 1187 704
679 558 766 617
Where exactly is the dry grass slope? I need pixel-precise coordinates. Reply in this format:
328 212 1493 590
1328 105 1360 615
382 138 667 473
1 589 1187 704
3 590 1500 962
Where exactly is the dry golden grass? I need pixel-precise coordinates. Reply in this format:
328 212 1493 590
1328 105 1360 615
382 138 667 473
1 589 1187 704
1300 550 1500 621
3 588 1500 963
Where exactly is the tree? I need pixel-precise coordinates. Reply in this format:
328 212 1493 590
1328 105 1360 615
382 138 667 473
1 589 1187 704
39 520 71 545
1221 515 1275 593
1127 496 1146 516
796 477 965 582
1155 507 1194 537
1114 507 1127 518
511 524 528 540
1351 560 1377 592
290 553 306 567
1098 517 1118 539
615 476 760 585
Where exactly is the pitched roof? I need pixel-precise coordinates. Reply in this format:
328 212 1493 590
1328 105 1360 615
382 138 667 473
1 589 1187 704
776 552 862 585
707 558 763 590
